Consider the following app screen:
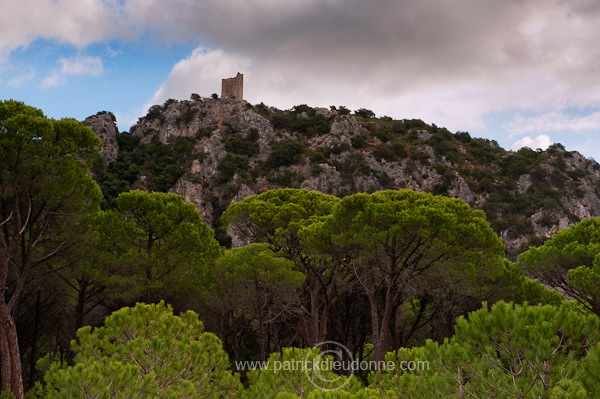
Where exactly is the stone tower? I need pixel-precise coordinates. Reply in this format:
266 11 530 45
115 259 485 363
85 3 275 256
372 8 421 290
221 72 244 100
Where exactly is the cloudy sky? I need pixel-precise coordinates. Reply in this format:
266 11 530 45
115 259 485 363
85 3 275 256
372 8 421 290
2 0 600 158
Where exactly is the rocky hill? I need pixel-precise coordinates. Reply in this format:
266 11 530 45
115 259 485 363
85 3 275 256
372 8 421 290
84 111 119 164
86 97 600 258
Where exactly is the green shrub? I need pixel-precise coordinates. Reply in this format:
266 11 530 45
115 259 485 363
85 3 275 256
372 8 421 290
225 133 260 157
330 143 350 154
271 108 332 137
354 108 376 118
218 154 250 181
196 126 217 139
292 104 316 116
351 135 367 149
391 121 407 135
373 144 397 162
94 133 200 208
144 105 163 121
267 170 297 186
567 169 586 180
373 129 390 142
266 140 305 168
310 147 331 164
431 183 449 196
404 119 428 130
338 106 351 115
376 171 395 188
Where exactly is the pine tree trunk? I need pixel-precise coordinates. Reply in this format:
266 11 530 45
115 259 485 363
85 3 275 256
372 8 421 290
0 302 24 399
368 293 384 367
28 293 42 387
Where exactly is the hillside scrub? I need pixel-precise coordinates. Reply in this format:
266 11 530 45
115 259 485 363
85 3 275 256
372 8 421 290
4 99 600 397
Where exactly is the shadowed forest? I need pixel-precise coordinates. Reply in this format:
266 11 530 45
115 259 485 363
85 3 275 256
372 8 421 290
2 99 600 398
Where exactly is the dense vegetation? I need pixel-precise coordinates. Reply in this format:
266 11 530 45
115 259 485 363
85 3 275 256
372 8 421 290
106 97 600 258
251 103 595 246
2 99 600 398
92 132 199 209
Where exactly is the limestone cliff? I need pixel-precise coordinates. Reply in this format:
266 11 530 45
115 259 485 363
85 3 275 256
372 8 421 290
88 97 600 258
84 112 119 164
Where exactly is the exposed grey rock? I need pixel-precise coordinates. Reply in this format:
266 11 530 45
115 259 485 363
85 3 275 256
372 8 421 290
116 98 600 258
315 107 333 117
415 130 433 140
530 209 572 239
84 113 119 164
170 178 213 222
516 174 532 194
330 115 367 136
448 174 476 204
300 164 342 194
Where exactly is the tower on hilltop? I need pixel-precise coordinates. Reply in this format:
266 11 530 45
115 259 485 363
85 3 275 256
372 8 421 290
221 72 244 100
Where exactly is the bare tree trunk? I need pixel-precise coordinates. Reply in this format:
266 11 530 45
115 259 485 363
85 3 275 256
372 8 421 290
75 279 88 333
28 293 42 387
257 301 266 362
0 302 24 399
1 226 25 399
367 292 384 367
0 318 11 393
375 284 396 364
309 284 320 345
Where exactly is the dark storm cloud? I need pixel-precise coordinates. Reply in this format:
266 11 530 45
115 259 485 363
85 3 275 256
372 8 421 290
6 0 599 94
5 0 600 143
125 0 600 98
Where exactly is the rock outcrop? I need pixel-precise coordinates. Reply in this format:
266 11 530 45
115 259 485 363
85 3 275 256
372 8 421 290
87 98 600 257
84 112 119 164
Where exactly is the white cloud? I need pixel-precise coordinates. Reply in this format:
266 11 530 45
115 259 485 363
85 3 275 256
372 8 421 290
41 56 104 88
7 72 35 88
136 0 600 136
5 0 600 155
0 0 133 57
105 45 122 58
59 56 103 76
505 111 600 135
40 74 61 89
511 135 553 151
139 48 250 118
